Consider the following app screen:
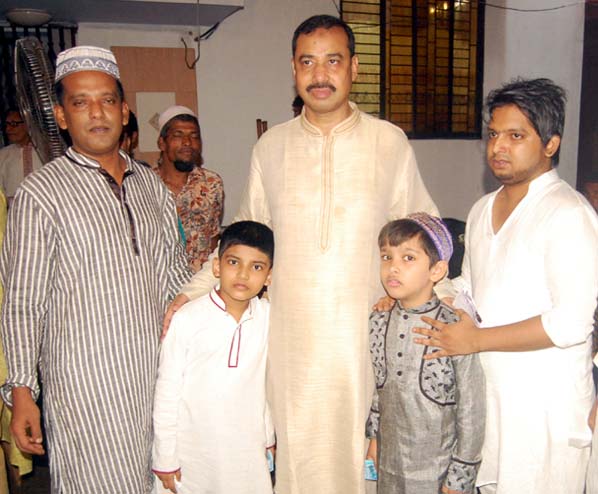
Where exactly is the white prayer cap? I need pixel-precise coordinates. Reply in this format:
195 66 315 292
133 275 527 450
55 46 120 82
158 105 197 135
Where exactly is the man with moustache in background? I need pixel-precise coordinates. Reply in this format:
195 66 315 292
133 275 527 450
155 106 224 272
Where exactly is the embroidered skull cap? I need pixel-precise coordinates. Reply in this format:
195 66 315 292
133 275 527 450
406 212 453 262
55 46 120 82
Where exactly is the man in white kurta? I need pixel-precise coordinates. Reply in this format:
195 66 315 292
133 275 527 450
415 78 598 494
458 170 598 492
168 15 441 494
153 288 274 493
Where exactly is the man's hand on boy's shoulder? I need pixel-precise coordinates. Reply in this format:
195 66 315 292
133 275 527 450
162 294 190 340
372 295 395 312
155 469 182 493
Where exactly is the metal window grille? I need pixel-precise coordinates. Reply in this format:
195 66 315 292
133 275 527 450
342 0 484 139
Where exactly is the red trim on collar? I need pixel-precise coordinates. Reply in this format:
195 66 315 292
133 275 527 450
209 290 226 312
228 324 242 368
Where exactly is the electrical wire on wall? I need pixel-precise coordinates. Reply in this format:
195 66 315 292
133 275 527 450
481 1 594 12
181 0 223 70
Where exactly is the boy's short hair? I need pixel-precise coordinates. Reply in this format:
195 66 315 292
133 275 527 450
218 221 274 264
378 214 453 267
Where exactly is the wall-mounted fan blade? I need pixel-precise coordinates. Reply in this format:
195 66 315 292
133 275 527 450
14 37 66 164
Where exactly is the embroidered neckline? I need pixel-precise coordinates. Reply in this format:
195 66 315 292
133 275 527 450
395 295 440 314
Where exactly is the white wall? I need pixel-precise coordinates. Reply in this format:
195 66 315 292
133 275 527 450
78 0 585 222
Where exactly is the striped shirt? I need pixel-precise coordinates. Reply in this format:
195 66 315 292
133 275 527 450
0 148 192 494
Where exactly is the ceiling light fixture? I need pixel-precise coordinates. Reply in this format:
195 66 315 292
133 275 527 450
5 8 52 27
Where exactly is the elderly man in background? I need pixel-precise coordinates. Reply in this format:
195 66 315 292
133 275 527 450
0 46 191 493
155 105 224 271
0 108 42 205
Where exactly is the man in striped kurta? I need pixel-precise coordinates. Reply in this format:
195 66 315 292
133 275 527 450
0 46 191 494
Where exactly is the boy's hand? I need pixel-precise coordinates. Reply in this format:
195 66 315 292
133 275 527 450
155 469 181 493
372 296 395 312
162 295 190 340
441 486 464 494
366 438 377 468
266 445 276 471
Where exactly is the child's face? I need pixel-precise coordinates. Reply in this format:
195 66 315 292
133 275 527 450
379 236 447 309
212 244 272 307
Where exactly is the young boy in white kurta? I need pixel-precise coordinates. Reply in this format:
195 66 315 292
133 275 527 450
152 221 275 494
366 213 485 494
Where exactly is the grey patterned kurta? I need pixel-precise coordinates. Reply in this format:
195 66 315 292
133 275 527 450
367 297 485 493
0 148 192 494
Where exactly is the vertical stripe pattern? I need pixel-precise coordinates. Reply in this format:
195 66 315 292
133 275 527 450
0 148 192 494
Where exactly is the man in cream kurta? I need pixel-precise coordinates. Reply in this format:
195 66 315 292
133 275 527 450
169 15 441 494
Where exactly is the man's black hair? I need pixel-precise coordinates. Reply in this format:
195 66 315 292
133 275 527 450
486 78 566 166
54 77 125 106
582 170 598 185
124 110 138 134
292 15 355 57
159 114 200 141
4 107 21 120
378 219 440 267
218 221 274 264
120 110 138 144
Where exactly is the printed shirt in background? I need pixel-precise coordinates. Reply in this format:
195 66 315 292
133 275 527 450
172 166 224 272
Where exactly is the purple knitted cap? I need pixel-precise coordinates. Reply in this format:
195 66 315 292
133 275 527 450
406 212 453 262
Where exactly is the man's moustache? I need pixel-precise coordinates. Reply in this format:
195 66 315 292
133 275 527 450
306 83 336 92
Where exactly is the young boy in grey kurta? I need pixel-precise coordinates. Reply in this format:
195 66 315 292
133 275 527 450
366 213 485 494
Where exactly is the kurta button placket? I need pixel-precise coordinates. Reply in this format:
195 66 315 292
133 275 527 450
228 323 242 368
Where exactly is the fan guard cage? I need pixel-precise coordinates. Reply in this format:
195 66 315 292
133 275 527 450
14 37 66 164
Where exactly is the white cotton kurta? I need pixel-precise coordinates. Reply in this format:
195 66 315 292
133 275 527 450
153 288 274 494
181 104 440 493
454 169 598 494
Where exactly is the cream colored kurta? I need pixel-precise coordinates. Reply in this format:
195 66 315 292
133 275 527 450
181 104 439 494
